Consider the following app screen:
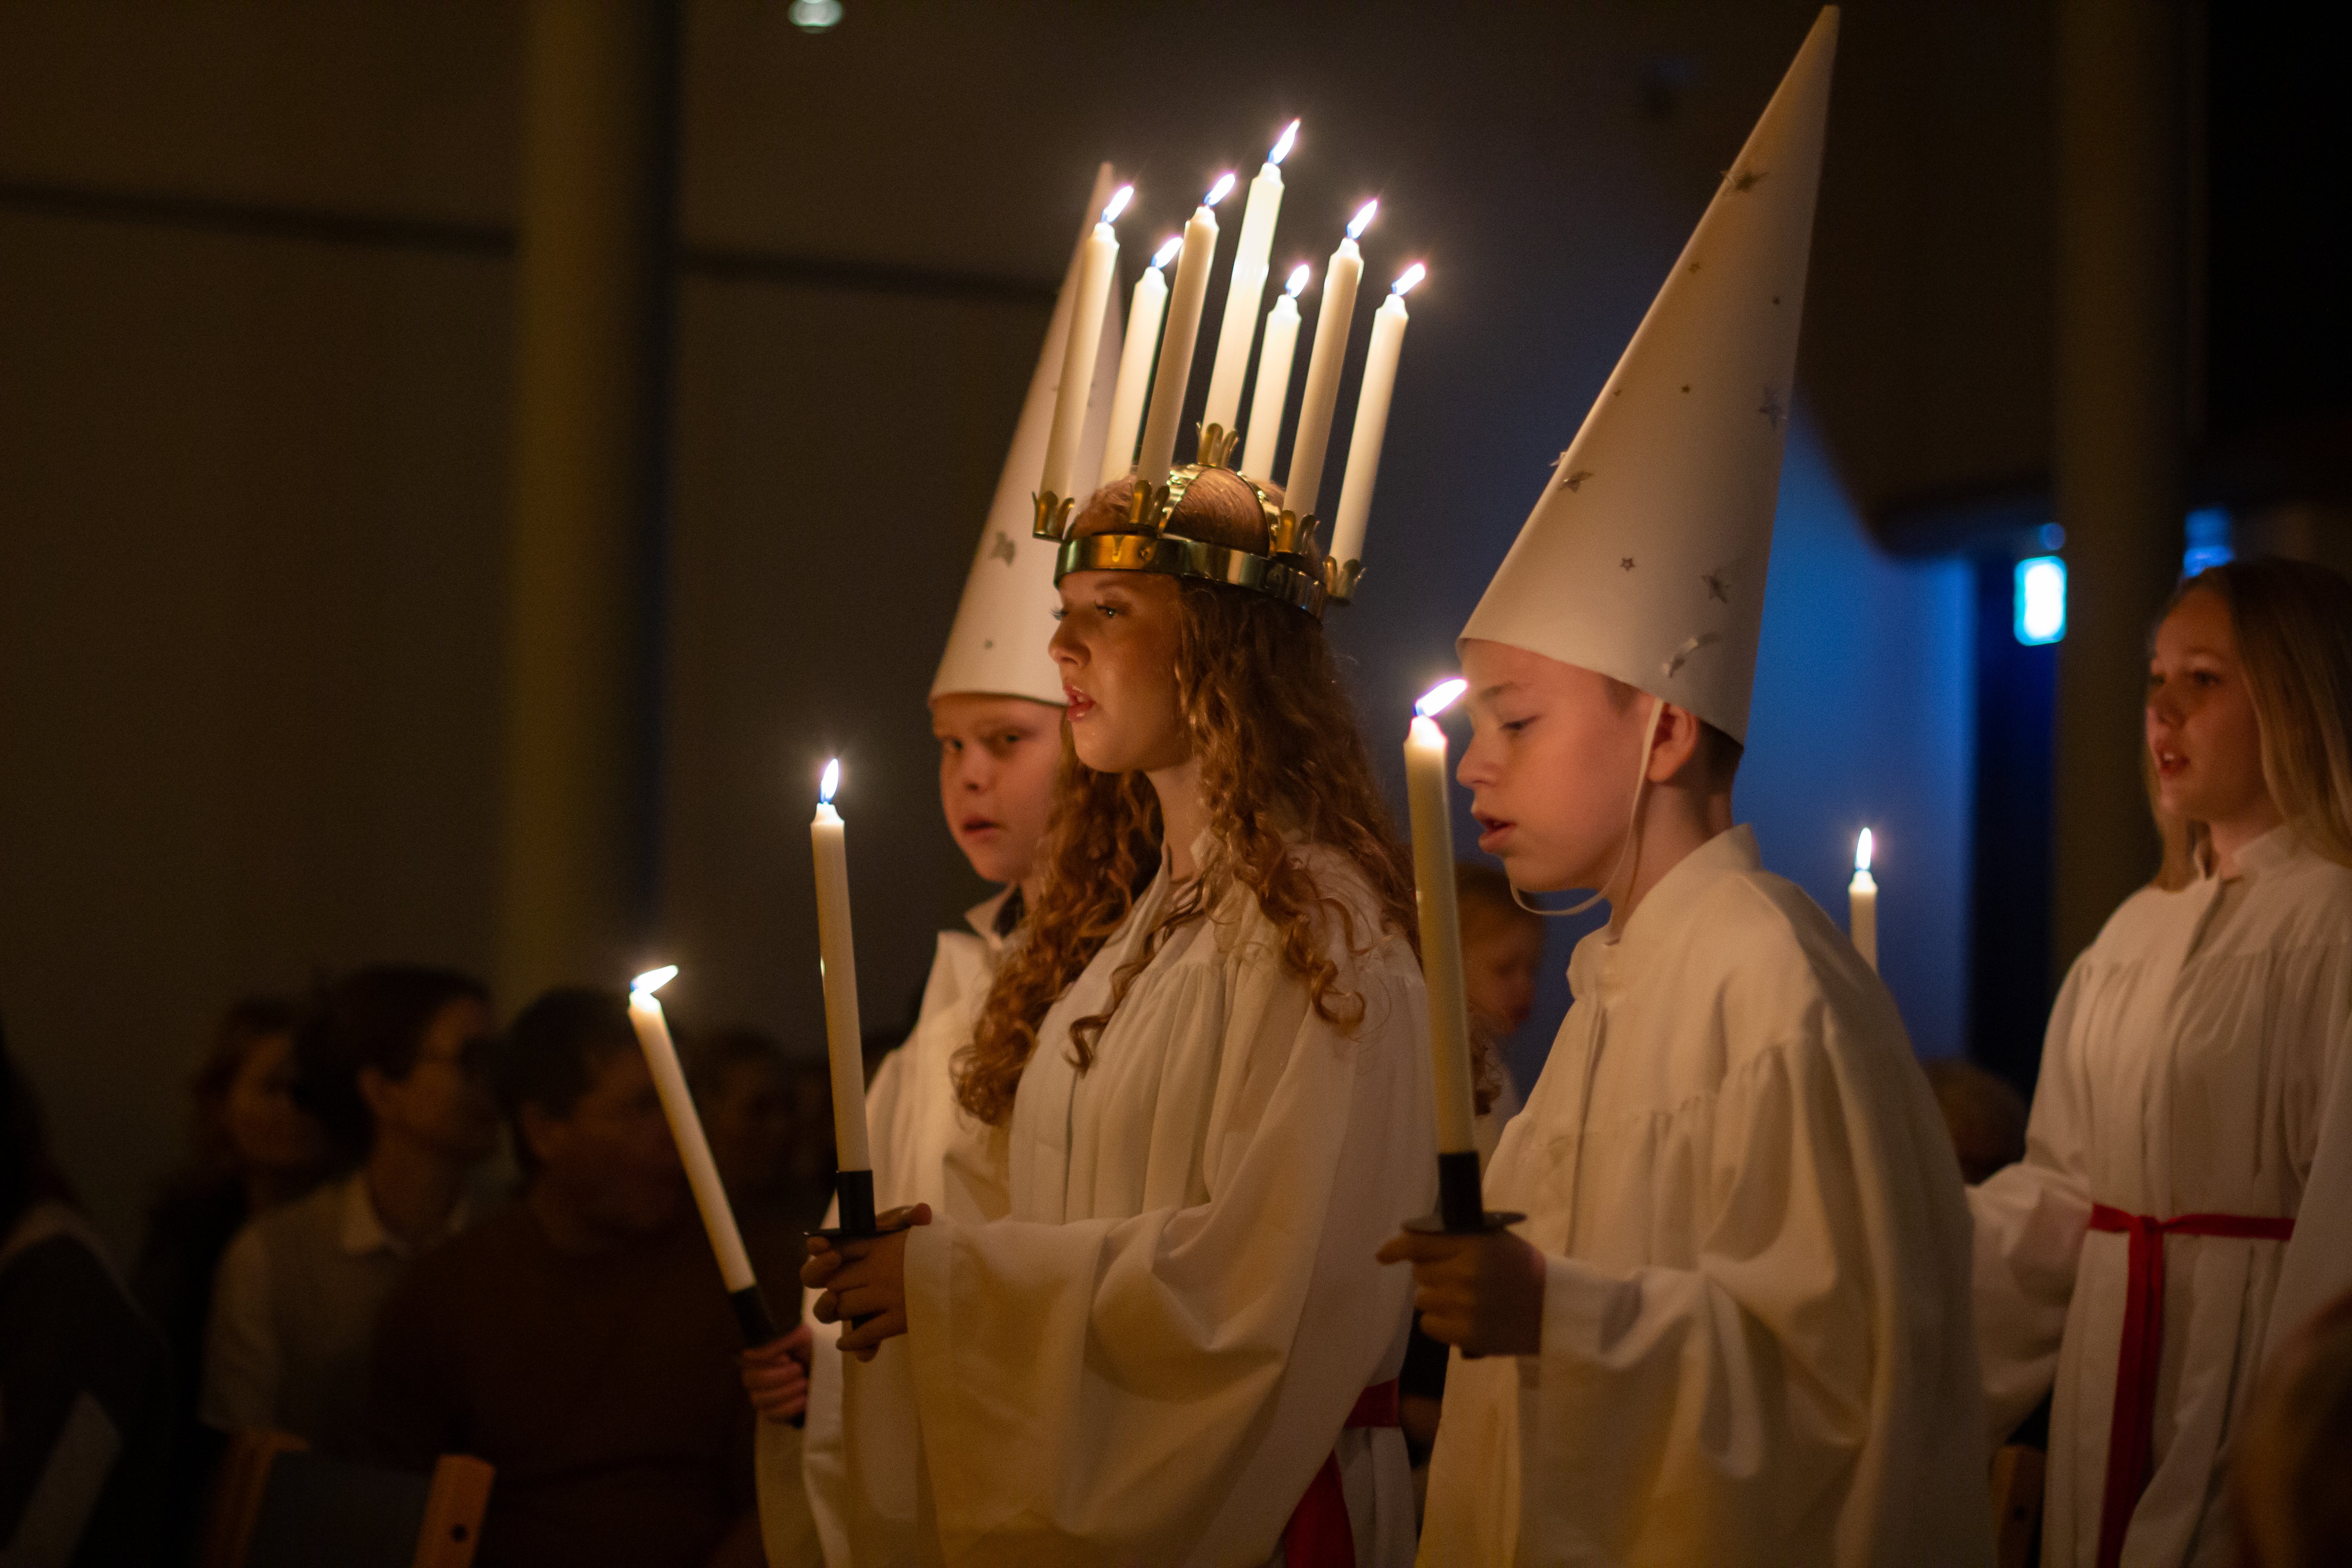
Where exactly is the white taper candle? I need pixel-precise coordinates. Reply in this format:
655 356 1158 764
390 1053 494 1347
1099 237 1177 486
1849 828 1879 972
1134 175 1232 495
1201 121 1296 439
1404 682 1479 1155
627 969 757 1292
1038 185 1127 505
1328 264 1420 576
810 760 872 1171
1284 200 1374 518
1240 265 1306 484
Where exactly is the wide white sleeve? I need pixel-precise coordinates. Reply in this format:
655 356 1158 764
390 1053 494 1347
900 941 1433 1565
1522 1026 1979 1567
1968 960 2095 1440
198 1220 279 1433
2262 953 2352 1365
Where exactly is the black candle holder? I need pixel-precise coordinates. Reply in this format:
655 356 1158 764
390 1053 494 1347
815 1167 878 1242
1403 1149 1525 1235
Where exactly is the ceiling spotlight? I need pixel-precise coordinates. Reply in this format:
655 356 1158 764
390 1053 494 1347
789 0 843 32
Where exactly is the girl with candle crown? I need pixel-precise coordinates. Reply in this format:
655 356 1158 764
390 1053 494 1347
1381 13 1992 1565
799 175 1437 1562
744 165 1127 1564
1970 557 2352 1568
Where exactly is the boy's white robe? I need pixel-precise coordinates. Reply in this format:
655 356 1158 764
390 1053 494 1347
892 846 1436 1566
1420 827 1991 1567
1970 825 2352 1568
799 892 1014 1566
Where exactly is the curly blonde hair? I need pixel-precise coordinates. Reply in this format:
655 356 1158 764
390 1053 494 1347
955 471 1421 1127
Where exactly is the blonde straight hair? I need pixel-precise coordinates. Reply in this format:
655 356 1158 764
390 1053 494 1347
2148 557 2352 889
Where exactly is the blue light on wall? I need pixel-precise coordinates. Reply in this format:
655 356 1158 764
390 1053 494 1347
2185 507 2234 576
2015 555 2066 646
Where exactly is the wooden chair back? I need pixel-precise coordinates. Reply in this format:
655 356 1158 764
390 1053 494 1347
197 1431 493 1568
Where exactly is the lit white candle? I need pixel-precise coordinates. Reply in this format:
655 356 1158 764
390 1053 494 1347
1039 183 1128 510
628 967 769 1337
1284 199 1374 518
1099 236 1179 487
1134 173 1233 495
1201 120 1298 441
810 760 872 1172
1849 828 1879 972
1240 264 1307 483
1404 679 1479 1156
1328 262 1421 582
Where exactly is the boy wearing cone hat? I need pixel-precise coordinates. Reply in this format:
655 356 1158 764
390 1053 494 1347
1380 14 1992 1564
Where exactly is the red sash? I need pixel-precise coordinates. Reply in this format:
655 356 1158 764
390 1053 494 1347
1284 1381 1401 1567
2086 1204 2295 1568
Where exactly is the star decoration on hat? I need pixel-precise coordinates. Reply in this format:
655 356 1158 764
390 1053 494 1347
1727 166 1768 193
1620 556 1637 571
1703 569 1732 603
989 530 1018 566
1560 467 1595 492
1759 388 1784 428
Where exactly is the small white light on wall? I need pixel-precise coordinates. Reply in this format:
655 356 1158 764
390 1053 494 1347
789 0 843 32
2015 555 2066 646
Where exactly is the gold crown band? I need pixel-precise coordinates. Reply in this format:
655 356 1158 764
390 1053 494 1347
1054 530 1331 618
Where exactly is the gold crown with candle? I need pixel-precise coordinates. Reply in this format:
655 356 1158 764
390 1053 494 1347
1029 132 1409 622
1039 425 1344 619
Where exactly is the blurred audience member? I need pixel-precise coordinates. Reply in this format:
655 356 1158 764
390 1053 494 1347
1457 862 1545 1145
202 965 495 1454
1 1019 172 1566
133 994 329 1549
1922 1057 2029 1186
686 1029 798 1229
370 987 763 1568
2232 1289 2352 1568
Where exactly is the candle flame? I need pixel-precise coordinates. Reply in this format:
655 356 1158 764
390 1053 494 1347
631 964 679 997
1205 171 1237 207
1348 199 1379 240
1269 119 1299 166
1284 263 1310 297
1101 184 1134 225
1151 236 1182 270
1415 677 1468 718
820 758 841 805
1855 828 1874 873
1392 262 1426 296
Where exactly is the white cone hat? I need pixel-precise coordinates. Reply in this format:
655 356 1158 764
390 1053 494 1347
1460 8 1838 744
931 164 1125 706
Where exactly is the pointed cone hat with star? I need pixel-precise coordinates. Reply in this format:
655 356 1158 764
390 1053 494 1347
931 163 1125 707
1460 8 1837 745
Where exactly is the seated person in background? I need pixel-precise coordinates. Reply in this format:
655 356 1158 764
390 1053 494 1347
1455 861 1545 1145
685 1027 804 1236
1 1021 172 1567
1921 1057 2028 1186
133 994 329 1541
2233 1288 2352 1568
369 987 764 1568
202 965 495 1455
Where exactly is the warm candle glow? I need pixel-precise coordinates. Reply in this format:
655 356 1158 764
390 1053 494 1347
1393 262 1427 296
1205 172 1237 207
1855 828 1874 873
1348 199 1379 239
631 965 678 997
1269 119 1299 165
1101 184 1133 224
819 758 841 805
1285 263 1310 296
1416 678 1467 718
1151 235 1182 269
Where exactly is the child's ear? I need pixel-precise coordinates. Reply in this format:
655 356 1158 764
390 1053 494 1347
1648 703 1707 785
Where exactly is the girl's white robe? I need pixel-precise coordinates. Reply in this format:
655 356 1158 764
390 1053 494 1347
1419 827 1992 1567
892 847 1436 1566
1970 825 2352 1568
